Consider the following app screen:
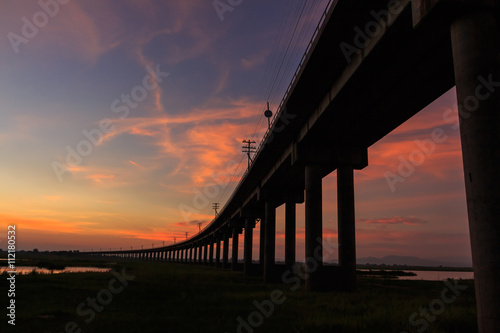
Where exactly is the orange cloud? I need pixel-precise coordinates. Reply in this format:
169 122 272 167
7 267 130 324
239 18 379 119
42 195 63 201
358 216 427 226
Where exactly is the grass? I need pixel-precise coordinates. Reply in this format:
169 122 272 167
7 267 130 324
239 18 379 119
0 256 477 333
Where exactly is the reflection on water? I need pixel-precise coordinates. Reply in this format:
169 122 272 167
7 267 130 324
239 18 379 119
0 266 110 275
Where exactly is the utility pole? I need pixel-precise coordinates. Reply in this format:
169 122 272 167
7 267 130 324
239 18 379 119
242 139 257 169
212 202 219 216
185 232 188 239
199 222 202 233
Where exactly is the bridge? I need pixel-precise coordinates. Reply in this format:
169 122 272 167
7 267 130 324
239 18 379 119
81 0 500 331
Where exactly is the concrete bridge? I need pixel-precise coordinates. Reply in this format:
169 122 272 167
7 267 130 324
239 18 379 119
81 1 500 331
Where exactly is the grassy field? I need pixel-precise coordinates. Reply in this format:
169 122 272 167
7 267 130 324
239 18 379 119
0 255 477 333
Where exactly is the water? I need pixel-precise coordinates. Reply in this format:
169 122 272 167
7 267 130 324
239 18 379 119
0 266 111 275
398 270 474 281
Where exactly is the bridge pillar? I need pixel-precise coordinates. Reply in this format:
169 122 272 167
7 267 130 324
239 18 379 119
259 217 265 267
451 8 500 332
198 245 203 264
285 201 296 268
215 238 221 268
189 247 193 263
305 164 323 291
231 227 240 271
264 201 277 282
209 241 214 265
203 243 208 265
198 244 203 264
244 218 255 275
338 165 356 291
223 233 230 269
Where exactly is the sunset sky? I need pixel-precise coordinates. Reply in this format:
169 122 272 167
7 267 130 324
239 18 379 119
0 0 471 262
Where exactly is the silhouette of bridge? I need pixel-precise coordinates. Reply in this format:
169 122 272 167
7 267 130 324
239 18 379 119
81 1 500 331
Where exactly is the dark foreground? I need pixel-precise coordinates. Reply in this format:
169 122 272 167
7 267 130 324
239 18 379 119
0 256 477 333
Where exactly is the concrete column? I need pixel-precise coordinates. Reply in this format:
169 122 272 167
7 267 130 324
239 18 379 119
231 227 239 271
203 243 208 265
244 218 255 275
338 166 357 291
451 9 500 332
285 201 296 268
263 201 276 282
259 218 265 266
189 247 193 263
209 241 214 265
215 239 221 268
305 164 323 291
223 234 229 269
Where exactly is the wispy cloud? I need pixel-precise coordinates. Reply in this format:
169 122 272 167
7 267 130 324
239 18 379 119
358 216 427 226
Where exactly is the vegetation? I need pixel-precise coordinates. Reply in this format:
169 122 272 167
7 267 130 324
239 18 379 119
0 255 477 333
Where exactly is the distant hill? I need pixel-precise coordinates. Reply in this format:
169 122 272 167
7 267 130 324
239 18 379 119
355 255 472 268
